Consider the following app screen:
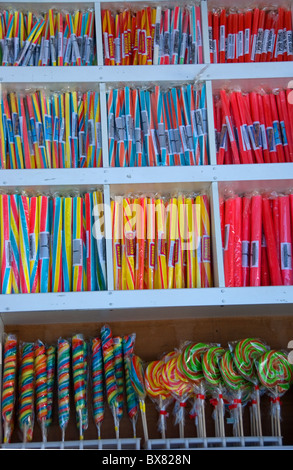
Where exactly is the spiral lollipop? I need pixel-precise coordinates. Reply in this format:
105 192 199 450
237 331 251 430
72 334 88 441
57 338 70 444
46 345 56 432
232 338 269 437
2 334 17 443
219 350 252 438
18 342 35 443
202 346 226 438
101 325 120 438
113 336 124 421
127 354 149 442
91 337 104 438
122 335 138 437
145 359 172 439
160 354 193 438
34 340 48 444
256 350 293 437
178 342 209 438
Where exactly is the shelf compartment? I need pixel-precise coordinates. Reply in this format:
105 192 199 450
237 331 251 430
145 435 284 449
1 437 141 450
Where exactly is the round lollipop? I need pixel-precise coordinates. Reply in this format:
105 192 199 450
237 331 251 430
91 337 104 439
231 338 269 437
101 325 120 438
219 350 252 438
178 342 209 438
18 342 35 443
72 334 88 441
256 350 293 437
122 335 138 437
160 354 193 438
57 338 70 445
127 354 149 442
145 359 172 439
2 334 17 443
34 339 48 444
46 345 56 433
202 346 226 438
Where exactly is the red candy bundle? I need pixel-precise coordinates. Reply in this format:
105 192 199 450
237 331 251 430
214 88 293 165
209 6 293 64
221 191 293 287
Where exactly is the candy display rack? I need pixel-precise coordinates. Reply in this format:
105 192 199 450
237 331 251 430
0 0 293 451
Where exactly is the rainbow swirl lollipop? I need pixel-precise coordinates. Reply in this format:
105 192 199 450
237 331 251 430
2 334 17 443
18 342 35 443
91 337 104 438
232 338 269 383
57 338 70 443
122 335 138 437
46 345 56 431
72 334 88 440
34 340 48 443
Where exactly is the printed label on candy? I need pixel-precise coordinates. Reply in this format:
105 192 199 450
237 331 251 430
73 238 83 266
237 30 244 58
202 236 210 263
244 28 250 55
281 242 292 270
273 121 282 146
29 233 36 261
224 224 230 251
115 243 121 268
220 25 225 52
5 240 12 268
53 116 59 142
37 122 45 148
39 232 50 260
250 240 259 268
149 242 155 268
242 240 250 267
44 115 52 141
280 121 288 146
266 126 276 152
262 29 270 54
168 240 175 268
126 232 135 257
135 127 142 154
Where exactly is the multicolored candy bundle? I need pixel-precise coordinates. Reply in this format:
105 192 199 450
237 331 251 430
209 6 293 63
0 190 106 294
221 190 293 287
0 89 102 170
102 5 203 66
111 191 213 290
214 87 293 165
107 83 208 167
0 7 96 66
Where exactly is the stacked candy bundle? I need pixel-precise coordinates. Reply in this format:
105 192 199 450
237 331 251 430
220 190 293 287
208 6 293 63
144 337 293 440
107 83 208 167
102 5 203 66
0 189 106 294
214 87 293 165
111 191 213 290
0 7 96 66
0 89 102 170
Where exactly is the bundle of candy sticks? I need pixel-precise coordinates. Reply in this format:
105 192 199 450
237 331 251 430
214 87 293 165
221 190 293 287
209 6 293 63
102 4 203 66
0 89 102 169
0 7 96 66
0 190 106 294
107 83 208 167
111 191 213 290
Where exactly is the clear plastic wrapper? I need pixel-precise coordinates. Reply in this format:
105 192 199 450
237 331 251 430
2 333 17 443
18 341 35 443
122 334 138 437
72 334 88 441
91 337 104 439
57 337 70 445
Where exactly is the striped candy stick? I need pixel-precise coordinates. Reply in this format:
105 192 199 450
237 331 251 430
187 84 200 165
167 89 184 165
193 194 202 288
2 12 13 65
38 195 51 293
94 92 102 168
155 86 168 166
10 92 24 169
180 86 196 165
172 87 192 166
279 195 292 285
84 192 96 291
19 195 30 294
220 89 241 164
199 84 209 165
140 89 154 166
25 94 41 169
0 97 6 169
64 91 72 168
66 11 81 66
146 196 156 289
29 196 39 293
10 194 19 294
162 91 174 166
146 89 159 165
112 197 122 290
115 88 127 167
58 92 66 168
72 196 84 292
124 87 136 167
166 196 177 289
3 92 17 169
145 6 152 65
62 197 73 292
51 93 59 168
154 197 167 289
102 9 109 65
31 92 48 168
185 196 196 288
107 89 117 167
175 193 185 288
86 91 95 168
70 91 79 168
78 93 86 167
132 88 143 167
135 196 146 289
51 197 63 293
200 194 212 287
121 197 135 290
0 194 12 294
57 12 64 66
48 8 56 66
139 9 147 65
92 190 106 291
18 94 32 169
114 12 121 65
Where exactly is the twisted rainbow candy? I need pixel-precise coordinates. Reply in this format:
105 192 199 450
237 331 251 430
34 339 48 443
122 335 138 436
91 337 104 438
256 350 293 396
113 336 124 421
232 338 269 383
18 342 35 443
127 354 149 442
101 325 119 437
2 334 17 443
46 345 56 430
72 334 88 440
57 338 70 443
